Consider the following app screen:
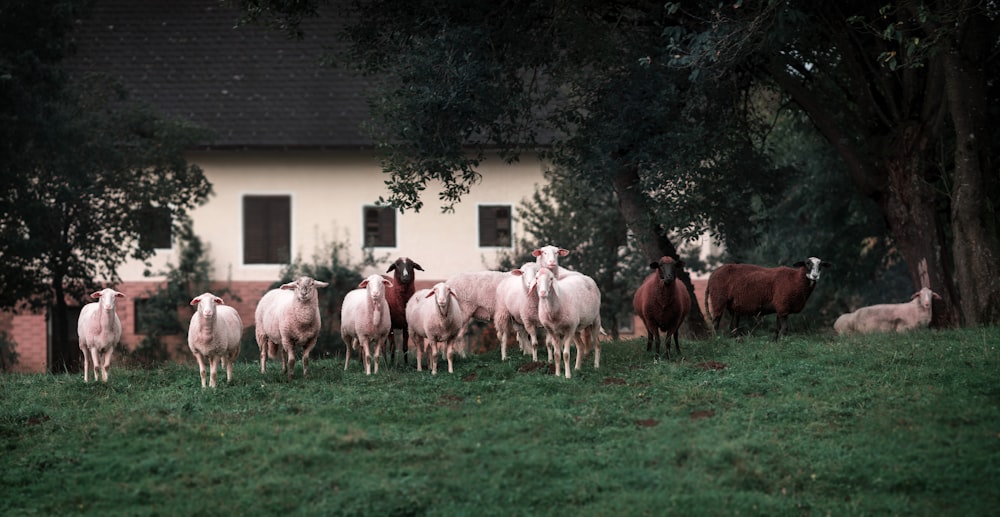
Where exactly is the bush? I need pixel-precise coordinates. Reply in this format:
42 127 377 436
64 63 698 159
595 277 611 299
0 331 19 371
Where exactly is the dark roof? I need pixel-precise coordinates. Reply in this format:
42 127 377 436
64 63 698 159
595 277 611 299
68 0 371 148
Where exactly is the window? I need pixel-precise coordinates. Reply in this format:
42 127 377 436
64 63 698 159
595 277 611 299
137 205 172 250
363 206 396 247
478 205 512 247
244 195 291 264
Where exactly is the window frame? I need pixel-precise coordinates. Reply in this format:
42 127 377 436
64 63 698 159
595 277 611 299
477 204 513 248
242 194 292 265
362 205 397 248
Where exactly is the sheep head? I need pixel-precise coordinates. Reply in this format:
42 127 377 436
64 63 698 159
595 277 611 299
426 282 457 317
532 245 568 272
190 293 224 319
387 257 424 285
281 276 330 303
91 288 125 311
793 257 832 284
650 256 684 286
912 287 942 310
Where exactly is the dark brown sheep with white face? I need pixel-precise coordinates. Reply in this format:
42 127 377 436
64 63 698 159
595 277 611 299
705 257 831 340
633 256 691 359
382 257 424 364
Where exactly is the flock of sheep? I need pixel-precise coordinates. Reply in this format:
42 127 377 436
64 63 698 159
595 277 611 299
75 247 942 387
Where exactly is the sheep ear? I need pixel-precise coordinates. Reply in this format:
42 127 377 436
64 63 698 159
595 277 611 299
280 281 297 290
90 291 102 299
115 291 126 298
425 290 435 298
512 269 523 277
649 262 659 270
911 292 921 300
214 297 224 305
531 249 542 257
932 291 942 300
383 279 393 288
314 280 329 288
386 263 397 273
558 248 569 256
358 279 369 288
448 288 459 299
677 260 686 268
190 297 201 306
821 262 832 268
413 262 424 271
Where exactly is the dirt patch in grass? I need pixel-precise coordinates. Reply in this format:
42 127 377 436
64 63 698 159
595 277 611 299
437 394 464 409
462 372 478 382
635 418 659 427
690 409 716 420
602 377 627 386
693 361 727 371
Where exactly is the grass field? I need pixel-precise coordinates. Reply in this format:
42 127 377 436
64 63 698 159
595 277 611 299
2 327 998 516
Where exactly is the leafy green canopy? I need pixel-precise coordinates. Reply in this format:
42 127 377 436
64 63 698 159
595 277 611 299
0 0 213 309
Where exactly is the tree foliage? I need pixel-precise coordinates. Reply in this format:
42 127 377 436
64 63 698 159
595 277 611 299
240 0 1000 326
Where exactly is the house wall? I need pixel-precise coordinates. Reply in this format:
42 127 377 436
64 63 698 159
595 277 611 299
8 149 549 373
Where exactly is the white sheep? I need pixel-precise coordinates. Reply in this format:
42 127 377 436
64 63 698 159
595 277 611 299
494 263 546 361
255 276 329 380
188 293 243 388
77 288 125 383
406 282 464 374
532 244 578 278
532 267 602 378
834 287 942 335
445 269 509 341
341 274 393 375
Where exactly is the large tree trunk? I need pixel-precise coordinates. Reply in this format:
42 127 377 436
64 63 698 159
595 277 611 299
611 165 711 338
876 122 959 327
942 36 1000 325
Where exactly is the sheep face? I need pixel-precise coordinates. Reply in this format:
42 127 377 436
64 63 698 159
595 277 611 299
92 288 125 311
533 268 556 299
532 245 568 271
913 287 942 310
794 257 832 283
360 275 391 302
191 293 224 319
651 257 684 286
387 257 424 285
426 283 456 317
281 276 330 302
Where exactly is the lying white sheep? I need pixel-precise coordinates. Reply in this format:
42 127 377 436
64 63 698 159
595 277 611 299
77 288 125 383
188 293 243 388
406 282 464 374
341 274 393 375
532 267 602 379
255 276 329 380
834 287 942 335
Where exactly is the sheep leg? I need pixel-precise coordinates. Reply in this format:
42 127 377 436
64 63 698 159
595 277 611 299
446 342 454 374
97 348 110 383
562 336 572 379
195 352 208 388
373 337 382 375
225 353 234 383
344 341 351 371
401 327 410 365
209 357 219 388
360 338 372 375
593 326 601 369
672 332 682 357
574 332 585 370
429 342 438 375
774 314 787 341
82 347 91 383
283 345 295 380
301 341 315 378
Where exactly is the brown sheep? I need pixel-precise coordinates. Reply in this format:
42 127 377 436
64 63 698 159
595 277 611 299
633 256 691 359
383 257 424 365
706 257 831 340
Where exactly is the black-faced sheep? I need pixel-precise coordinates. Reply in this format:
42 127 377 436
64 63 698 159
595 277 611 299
77 288 125 383
188 293 243 388
833 287 942 335
255 276 329 379
633 256 690 359
705 257 831 340
383 257 423 364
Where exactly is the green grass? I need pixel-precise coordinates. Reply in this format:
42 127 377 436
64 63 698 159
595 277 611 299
2 327 999 516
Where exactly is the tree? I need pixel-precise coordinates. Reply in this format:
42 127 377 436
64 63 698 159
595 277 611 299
0 0 213 371
238 0 999 327
696 1 1000 325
